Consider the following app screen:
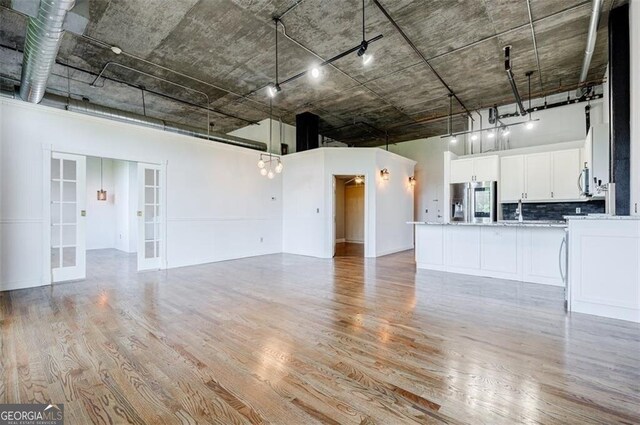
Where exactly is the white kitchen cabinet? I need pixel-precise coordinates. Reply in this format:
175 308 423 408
551 149 581 200
525 152 552 200
414 223 564 285
474 156 499 181
450 155 498 183
500 155 525 202
449 158 474 183
568 218 640 322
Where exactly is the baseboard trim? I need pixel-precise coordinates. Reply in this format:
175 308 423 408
335 238 346 243
376 245 414 257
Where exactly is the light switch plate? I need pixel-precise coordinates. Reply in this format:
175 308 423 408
576 207 581 214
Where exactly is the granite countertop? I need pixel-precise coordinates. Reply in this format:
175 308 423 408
408 221 568 228
564 214 640 220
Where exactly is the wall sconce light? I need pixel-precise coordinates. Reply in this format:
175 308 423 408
380 168 390 180
408 176 416 187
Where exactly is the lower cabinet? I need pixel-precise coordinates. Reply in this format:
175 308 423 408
568 219 640 322
415 224 565 286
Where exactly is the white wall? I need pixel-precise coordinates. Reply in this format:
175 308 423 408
228 118 296 155
631 1 640 215
389 136 464 222
113 159 137 253
375 149 416 256
0 98 282 291
86 157 117 250
282 147 415 258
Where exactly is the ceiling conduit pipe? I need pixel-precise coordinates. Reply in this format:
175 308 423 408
19 0 75 103
1 88 266 151
504 46 527 116
576 0 603 97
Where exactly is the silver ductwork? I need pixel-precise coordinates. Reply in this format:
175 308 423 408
2 88 267 151
19 0 76 103
577 0 603 96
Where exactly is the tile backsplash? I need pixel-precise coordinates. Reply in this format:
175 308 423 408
501 200 605 221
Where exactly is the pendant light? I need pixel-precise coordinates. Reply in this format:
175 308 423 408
97 158 107 201
257 97 283 177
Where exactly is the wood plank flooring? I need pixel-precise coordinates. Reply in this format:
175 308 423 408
1 248 639 424
334 242 364 257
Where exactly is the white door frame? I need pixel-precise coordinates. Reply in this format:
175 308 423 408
137 162 166 271
49 151 87 282
43 147 167 284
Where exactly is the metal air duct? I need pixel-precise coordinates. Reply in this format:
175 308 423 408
2 88 266 151
577 0 604 97
19 0 76 103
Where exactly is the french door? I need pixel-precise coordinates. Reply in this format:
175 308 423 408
51 153 86 282
137 163 163 271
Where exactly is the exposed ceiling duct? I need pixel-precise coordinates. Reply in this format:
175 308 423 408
1 88 267 151
577 0 604 96
19 0 75 103
503 46 527 116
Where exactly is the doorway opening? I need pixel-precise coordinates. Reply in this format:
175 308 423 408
84 156 138 279
50 152 164 284
334 175 365 257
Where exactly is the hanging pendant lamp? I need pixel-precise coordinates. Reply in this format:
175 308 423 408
97 158 107 201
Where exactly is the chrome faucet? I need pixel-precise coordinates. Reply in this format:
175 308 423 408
515 199 524 222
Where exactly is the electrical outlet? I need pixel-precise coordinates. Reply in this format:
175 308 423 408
576 207 581 214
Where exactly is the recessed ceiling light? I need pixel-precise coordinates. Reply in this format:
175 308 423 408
110 46 122 55
525 121 534 130
310 67 321 79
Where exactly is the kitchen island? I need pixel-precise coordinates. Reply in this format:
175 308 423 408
566 215 640 322
411 221 567 286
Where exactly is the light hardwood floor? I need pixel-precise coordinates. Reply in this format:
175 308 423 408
1 249 639 424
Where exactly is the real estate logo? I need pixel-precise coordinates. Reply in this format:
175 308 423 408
0 403 64 425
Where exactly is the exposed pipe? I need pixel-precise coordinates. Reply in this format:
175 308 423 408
19 0 75 103
2 87 266 151
525 0 544 91
504 46 527 116
577 0 603 96
372 0 474 121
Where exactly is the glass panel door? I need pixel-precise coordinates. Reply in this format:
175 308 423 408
137 163 162 270
51 152 86 282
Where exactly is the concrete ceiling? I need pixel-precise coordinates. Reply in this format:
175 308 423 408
0 0 616 146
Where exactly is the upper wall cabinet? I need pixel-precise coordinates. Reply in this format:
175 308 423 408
450 155 498 183
500 155 525 201
500 149 582 202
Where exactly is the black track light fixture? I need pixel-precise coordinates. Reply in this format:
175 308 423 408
357 40 368 57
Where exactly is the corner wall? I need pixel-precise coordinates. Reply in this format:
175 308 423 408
282 148 415 258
